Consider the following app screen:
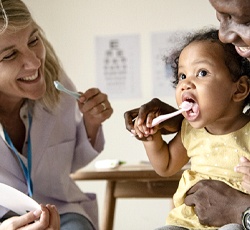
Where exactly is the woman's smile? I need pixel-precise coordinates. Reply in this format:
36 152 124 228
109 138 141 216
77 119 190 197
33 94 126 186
18 71 38 82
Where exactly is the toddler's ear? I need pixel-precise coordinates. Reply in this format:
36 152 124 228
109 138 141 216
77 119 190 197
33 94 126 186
233 75 250 102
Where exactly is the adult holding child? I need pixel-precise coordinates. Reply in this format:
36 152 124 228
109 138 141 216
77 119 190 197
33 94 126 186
133 28 250 230
0 0 113 229
124 0 250 228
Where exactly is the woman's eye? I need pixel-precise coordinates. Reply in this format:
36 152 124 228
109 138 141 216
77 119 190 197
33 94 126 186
2 51 16 61
29 37 39 46
197 70 207 77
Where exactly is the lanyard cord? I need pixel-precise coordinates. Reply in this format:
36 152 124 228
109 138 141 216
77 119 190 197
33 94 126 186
3 113 33 197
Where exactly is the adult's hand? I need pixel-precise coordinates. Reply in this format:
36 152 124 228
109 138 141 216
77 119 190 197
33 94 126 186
78 88 113 144
78 88 113 126
124 98 183 138
184 180 250 226
0 204 60 230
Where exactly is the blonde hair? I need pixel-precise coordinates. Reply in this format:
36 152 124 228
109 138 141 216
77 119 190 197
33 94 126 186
0 0 61 109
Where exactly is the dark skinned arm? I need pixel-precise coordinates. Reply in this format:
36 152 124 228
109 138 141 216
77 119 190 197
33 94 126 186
124 98 183 140
184 180 250 226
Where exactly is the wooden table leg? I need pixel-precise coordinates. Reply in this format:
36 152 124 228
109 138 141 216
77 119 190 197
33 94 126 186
101 181 116 230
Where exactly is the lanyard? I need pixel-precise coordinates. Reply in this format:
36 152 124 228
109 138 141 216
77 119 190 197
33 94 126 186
3 113 33 197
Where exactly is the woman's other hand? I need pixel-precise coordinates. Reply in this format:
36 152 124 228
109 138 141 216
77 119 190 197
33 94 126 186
0 204 60 230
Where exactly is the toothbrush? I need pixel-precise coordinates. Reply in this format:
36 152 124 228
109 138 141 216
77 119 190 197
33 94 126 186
151 101 193 127
53 81 81 100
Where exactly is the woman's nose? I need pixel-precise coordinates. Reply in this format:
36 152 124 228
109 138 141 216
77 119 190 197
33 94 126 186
22 50 41 69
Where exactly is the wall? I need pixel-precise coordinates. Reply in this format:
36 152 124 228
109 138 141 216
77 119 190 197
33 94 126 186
23 1 218 229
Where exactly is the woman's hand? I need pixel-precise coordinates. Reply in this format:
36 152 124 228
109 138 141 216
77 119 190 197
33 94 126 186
78 88 113 125
77 88 113 144
184 180 249 226
235 156 250 192
0 204 60 230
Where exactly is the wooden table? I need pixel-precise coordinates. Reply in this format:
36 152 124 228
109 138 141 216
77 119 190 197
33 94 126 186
71 163 184 230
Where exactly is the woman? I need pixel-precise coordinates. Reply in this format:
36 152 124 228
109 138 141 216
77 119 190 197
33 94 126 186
0 0 113 229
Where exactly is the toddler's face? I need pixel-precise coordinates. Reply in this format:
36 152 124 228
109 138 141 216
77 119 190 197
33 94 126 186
175 41 237 129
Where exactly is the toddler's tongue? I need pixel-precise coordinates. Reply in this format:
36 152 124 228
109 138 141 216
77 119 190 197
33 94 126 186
187 102 199 118
191 102 199 113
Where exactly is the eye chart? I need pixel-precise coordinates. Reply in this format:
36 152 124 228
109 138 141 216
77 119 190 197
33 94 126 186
95 35 140 99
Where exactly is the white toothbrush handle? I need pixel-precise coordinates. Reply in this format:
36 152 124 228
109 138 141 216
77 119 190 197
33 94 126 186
62 88 81 100
151 109 184 127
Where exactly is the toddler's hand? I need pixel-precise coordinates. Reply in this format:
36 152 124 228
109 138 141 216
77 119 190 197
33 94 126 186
131 113 160 140
235 156 250 192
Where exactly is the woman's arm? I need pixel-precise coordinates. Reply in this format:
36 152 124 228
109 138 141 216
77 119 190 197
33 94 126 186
77 88 113 146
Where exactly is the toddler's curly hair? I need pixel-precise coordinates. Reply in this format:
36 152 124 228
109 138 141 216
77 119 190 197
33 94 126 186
165 28 250 106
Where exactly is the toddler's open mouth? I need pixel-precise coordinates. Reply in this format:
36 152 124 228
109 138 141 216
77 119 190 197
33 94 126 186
183 98 199 120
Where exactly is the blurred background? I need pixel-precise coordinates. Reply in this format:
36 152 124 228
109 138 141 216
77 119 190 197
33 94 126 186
23 1 218 229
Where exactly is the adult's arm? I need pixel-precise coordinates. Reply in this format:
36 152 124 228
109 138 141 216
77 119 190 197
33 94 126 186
59 70 113 146
184 180 250 226
78 88 113 146
124 98 183 138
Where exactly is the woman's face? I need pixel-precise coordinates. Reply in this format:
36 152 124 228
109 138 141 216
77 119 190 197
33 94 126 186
209 0 250 59
0 24 46 103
